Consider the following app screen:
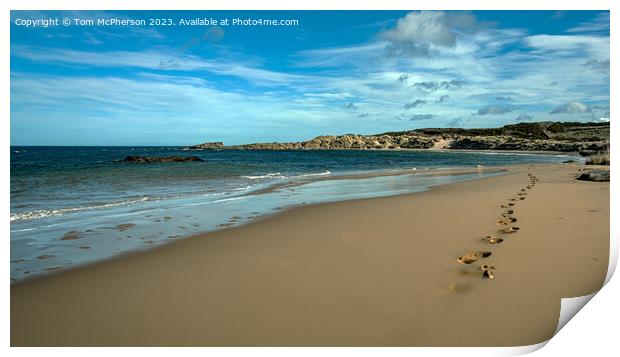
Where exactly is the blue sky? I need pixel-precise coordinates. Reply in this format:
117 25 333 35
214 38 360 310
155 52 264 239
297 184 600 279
10 10 610 146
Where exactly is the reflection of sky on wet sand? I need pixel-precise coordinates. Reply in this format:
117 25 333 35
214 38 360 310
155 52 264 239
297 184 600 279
10 170 501 282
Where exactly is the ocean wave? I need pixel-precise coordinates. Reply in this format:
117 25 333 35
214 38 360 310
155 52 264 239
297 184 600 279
10 197 150 222
210 196 251 204
469 151 576 158
10 227 38 233
242 172 283 180
202 185 254 198
233 185 254 191
291 170 331 178
243 171 331 180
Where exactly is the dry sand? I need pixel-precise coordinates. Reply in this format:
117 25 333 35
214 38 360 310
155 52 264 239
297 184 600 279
10 164 609 346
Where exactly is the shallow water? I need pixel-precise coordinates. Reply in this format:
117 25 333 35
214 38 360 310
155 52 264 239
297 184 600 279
10 147 582 281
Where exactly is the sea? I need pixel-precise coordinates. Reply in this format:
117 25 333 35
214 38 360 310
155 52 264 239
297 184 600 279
10 146 582 282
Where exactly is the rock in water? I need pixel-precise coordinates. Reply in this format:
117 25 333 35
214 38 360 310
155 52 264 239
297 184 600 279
577 170 610 182
185 142 224 150
118 156 205 163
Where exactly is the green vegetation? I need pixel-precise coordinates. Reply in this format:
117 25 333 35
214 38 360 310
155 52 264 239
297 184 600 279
380 121 609 142
586 150 610 165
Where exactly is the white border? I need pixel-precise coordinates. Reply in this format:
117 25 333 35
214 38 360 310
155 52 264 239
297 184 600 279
3 1 616 356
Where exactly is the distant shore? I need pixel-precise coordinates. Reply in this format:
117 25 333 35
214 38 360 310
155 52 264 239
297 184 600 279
186 121 609 155
11 163 609 346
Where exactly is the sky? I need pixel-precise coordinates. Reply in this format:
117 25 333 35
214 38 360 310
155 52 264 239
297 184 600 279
10 10 610 146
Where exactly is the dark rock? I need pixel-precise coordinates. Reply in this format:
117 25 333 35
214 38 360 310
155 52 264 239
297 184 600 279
185 142 224 150
577 170 610 182
118 156 205 163
563 160 578 164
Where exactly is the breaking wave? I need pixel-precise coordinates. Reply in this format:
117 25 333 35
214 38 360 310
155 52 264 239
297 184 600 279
10 197 150 222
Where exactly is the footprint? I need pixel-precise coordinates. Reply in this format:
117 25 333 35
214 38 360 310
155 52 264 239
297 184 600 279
496 217 516 224
446 282 473 295
482 269 495 279
60 230 81 241
499 226 520 234
116 223 136 232
481 236 504 244
480 264 496 271
457 251 492 264
508 203 515 206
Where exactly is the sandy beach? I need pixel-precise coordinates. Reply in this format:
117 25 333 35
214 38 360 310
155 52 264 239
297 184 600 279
10 163 609 346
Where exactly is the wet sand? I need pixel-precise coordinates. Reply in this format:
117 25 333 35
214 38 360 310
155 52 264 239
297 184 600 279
10 164 609 346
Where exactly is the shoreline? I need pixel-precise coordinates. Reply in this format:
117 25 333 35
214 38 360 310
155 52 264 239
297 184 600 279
10 163 609 346
244 165 509 196
13 144 588 156
182 146 586 156
11 166 509 285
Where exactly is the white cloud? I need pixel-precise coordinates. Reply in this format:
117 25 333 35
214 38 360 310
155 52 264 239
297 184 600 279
11 45 307 86
523 35 609 58
303 92 353 100
10 73 365 145
567 12 609 33
550 101 592 114
380 11 481 57
404 99 426 109
295 42 386 68
477 105 514 115
408 114 434 121
10 11 611 142
582 59 610 74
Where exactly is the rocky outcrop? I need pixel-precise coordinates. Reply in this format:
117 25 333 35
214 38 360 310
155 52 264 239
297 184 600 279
577 170 610 182
118 156 205 163
447 136 608 153
185 121 609 155
193 134 437 151
185 142 224 150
